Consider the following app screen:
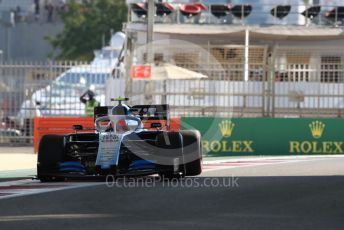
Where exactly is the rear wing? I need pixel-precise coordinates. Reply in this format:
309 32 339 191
131 104 170 129
131 104 169 120
94 104 170 128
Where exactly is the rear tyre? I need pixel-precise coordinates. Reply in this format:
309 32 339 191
37 135 65 182
180 130 202 176
156 132 185 179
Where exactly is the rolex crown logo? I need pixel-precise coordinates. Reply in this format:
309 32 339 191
309 121 325 139
219 120 235 137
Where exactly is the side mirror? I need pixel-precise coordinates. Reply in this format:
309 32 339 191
72 125 83 130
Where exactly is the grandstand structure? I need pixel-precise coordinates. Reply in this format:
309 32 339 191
124 0 344 118
0 0 68 22
0 0 66 61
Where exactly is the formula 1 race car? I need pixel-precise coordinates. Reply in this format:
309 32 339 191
37 98 202 182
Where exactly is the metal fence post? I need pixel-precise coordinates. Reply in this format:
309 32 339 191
335 7 338 26
266 46 276 117
270 47 276 117
145 0 155 105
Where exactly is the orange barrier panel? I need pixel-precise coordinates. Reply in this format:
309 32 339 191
170 117 181 131
34 117 94 153
34 117 181 153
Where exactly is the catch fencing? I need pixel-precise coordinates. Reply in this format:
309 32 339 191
0 60 108 144
1 45 344 144
125 44 344 118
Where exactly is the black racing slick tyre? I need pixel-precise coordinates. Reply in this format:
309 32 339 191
156 132 185 179
180 130 202 176
37 135 65 182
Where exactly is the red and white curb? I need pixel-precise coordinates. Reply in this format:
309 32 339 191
0 179 104 200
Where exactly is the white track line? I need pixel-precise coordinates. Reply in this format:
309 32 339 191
202 155 344 172
0 179 105 200
202 155 344 165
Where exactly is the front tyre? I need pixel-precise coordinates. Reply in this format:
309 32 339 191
37 135 65 182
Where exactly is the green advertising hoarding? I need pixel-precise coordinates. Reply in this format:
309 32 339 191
181 117 344 156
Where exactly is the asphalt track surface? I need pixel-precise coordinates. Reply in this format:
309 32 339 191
0 156 344 230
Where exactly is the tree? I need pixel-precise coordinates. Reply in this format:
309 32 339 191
47 0 127 61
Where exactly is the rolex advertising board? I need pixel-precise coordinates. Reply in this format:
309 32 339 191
181 117 344 156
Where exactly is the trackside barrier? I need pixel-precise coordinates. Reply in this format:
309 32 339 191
33 117 95 153
181 117 344 156
34 117 181 153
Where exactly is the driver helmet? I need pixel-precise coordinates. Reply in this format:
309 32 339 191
111 103 131 133
111 103 130 115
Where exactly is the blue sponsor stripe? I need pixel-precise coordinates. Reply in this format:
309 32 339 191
129 160 155 170
59 162 85 172
60 162 84 168
60 167 86 172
